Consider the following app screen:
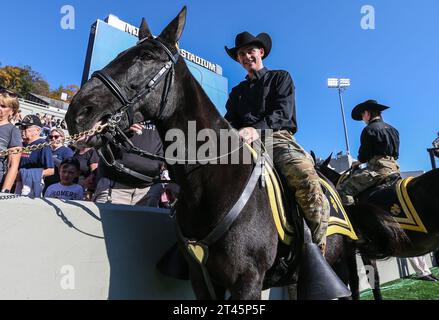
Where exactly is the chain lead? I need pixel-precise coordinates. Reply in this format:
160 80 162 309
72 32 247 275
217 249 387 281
0 122 110 157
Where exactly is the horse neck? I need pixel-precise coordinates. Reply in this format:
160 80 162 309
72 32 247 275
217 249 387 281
319 166 341 186
156 61 253 220
159 61 229 137
412 168 439 190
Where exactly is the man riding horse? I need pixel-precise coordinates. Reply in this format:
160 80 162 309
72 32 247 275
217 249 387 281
337 100 400 206
224 32 330 255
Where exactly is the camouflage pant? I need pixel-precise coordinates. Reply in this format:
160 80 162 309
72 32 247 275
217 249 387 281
336 156 400 206
264 130 330 247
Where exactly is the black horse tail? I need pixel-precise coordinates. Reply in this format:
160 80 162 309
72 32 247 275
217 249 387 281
348 204 410 259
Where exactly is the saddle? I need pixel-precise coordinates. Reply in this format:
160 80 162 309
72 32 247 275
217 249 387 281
356 175 427 233
260 155 358 248
157 145 358 288
244 146 358 288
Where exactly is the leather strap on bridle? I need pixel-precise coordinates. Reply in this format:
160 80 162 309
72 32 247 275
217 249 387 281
90 38 180 183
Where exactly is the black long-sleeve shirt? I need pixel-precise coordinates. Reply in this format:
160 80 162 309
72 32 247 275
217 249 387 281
224 67 297 133
98 124 164 188
358 118 400 163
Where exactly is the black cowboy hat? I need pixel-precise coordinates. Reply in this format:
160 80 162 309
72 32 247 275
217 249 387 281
351 99 390 121
225 31 272 61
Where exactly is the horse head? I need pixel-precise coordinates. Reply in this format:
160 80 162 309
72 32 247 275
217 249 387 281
311 151 341 186
65 7 187 148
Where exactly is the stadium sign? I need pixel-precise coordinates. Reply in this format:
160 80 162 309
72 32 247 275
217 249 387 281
106 15 222 75
179 49 222 75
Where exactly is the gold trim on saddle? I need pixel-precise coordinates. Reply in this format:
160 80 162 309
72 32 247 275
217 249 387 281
319 178 358 240
395 177 427 233
244 143 358 245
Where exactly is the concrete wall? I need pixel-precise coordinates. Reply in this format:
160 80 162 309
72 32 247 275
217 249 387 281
0 195 433 299
0 196 194 299
0 195 289 300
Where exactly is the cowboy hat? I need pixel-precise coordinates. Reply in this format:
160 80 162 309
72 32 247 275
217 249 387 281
225 31 272 61
351 99 390 121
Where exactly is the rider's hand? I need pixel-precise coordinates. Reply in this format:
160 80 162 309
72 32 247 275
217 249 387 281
238 127 260 144
129 123 144 135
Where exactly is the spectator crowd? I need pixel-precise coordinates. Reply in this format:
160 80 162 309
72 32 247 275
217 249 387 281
0 88 176 207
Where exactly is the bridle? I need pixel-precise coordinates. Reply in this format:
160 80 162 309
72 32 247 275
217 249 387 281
89 37 180 183
91 37 180 129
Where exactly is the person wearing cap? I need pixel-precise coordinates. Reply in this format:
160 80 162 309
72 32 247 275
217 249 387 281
15 114 54 196
0 88 22 193
336 100 400 206
224 32 329 254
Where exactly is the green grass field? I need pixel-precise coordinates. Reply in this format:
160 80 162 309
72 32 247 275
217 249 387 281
360 267 439 300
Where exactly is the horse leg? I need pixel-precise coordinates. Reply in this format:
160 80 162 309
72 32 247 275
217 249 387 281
188 263 222 300
230 268 264 300
361 255 383 300
287 284 297 300
346 247 360 300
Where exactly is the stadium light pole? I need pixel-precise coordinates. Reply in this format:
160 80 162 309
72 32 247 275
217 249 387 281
328 78 351 156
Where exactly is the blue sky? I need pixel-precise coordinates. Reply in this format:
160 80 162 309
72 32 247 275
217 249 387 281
1 0 439 172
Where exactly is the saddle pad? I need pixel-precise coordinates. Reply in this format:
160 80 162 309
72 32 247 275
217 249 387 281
367 176 427 233
244 144 358 245
320 178 358 240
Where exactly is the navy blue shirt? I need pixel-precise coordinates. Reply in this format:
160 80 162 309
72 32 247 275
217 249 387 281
20 138 54 170
52 146 74 167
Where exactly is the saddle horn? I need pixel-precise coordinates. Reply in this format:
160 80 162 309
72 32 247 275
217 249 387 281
297 220 351 300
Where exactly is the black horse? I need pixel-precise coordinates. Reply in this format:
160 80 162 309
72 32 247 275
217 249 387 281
316 154 439 298
66 7 354 299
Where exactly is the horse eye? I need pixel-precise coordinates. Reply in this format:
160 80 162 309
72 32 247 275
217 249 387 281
142 52 154 60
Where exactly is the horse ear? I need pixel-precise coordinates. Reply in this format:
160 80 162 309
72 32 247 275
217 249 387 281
322 153 333 167
139 18 152 41
158 6 187 44
310 150 316 163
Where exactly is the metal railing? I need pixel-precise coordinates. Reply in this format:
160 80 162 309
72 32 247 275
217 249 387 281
427 148 439 169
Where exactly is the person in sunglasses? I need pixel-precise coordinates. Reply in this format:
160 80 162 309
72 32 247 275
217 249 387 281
43 128 74 191
0 88 22 193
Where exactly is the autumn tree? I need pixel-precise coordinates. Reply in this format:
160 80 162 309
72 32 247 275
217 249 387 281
0 64 78 102
48 84 79 102
0 65 50 97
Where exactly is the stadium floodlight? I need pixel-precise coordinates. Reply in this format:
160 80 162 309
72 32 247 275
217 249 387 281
327 77 352 155
339 78 351 88
327 78 339 88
